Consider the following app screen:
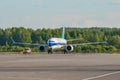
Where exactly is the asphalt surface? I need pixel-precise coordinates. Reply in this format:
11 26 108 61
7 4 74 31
0 53 120 80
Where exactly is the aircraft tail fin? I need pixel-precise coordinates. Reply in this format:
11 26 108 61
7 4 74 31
61 27 65 39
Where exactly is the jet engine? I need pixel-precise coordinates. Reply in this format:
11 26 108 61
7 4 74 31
39 46 45 51
66 45 73 52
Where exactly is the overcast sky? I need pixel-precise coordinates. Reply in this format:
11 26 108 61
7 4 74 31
0 0 120 29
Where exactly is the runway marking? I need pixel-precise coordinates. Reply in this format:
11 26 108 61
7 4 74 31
82 71 120 80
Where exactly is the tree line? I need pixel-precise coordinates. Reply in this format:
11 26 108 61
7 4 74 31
0 27 120 53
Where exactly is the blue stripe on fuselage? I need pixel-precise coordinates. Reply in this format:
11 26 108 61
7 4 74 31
48 42 66 46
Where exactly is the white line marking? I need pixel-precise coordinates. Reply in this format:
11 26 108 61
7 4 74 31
82 71 120 80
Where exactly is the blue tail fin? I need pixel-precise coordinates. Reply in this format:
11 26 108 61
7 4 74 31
61 27 65 39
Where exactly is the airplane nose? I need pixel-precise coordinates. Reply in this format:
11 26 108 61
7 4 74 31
49 42 53 46
47 39 56 46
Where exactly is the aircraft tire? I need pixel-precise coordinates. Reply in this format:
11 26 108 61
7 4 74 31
48 49 52 54
63 50 67 54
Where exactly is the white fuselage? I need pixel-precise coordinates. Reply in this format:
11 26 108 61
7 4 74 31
47 38 67 50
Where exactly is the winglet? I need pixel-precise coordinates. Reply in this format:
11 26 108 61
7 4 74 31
61 27 65 39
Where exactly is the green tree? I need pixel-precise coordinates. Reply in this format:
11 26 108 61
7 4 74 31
108 35 120 48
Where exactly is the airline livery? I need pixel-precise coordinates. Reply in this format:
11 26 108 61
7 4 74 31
11 27 106 54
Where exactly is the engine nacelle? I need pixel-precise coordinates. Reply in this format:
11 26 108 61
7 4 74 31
66 45 73 52
39 46 45 51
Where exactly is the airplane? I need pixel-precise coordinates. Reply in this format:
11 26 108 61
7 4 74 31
11 27 107 54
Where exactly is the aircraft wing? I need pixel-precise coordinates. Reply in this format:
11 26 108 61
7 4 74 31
68 42 107 46
11 38 48 46
67 39 80 41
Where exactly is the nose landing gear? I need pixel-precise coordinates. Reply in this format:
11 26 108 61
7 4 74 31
48 48 53 54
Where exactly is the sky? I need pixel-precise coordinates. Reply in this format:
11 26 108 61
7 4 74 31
0 0 120 29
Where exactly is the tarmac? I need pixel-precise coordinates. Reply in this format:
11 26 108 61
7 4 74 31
0 53 120 80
